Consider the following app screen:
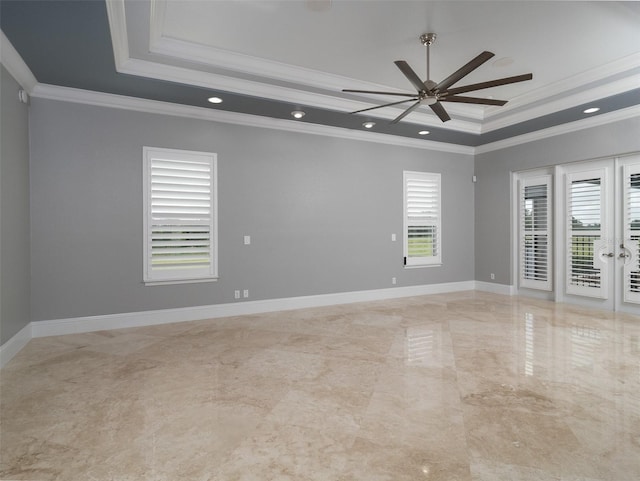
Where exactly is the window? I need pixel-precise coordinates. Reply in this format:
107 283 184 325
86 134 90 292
143 147 217 284
518 174 552 291
403 171 441 267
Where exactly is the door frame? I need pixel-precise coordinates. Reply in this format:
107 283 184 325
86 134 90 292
511 167 555 301
555 159 615 311
511 153 640 314
615 154 640 313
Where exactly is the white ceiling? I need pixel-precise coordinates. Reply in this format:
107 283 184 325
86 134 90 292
116 0 640 132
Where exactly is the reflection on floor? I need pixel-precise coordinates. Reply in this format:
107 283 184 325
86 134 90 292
1 291 639 480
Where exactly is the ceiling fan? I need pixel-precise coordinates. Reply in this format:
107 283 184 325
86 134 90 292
342 33 533 123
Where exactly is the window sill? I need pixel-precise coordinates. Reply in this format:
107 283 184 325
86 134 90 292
404 263 442 269
143 277 219 286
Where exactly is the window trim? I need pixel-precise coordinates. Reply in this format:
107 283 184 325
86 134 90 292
403 170 442 268
143 146 218 285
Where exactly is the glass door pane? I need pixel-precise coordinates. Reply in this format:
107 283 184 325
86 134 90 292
565 169 610 300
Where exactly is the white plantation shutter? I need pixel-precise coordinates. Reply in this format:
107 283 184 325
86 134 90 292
565 169 608 298
519 175 552 290
404 171 441 266
143 147 217 283
623 162 640 304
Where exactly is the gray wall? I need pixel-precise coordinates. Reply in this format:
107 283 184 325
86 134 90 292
0 65 31 343
29 99 474 322
475 116 640 285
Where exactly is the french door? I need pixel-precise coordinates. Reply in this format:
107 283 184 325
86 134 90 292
559 155 640 313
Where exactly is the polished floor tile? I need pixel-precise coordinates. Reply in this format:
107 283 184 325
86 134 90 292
1 291 639 480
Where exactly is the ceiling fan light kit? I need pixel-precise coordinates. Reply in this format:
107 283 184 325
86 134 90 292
343 33 533 124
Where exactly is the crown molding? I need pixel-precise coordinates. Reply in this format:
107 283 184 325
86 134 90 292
482 74 640 134
484 52 640 122
0 30 37 93
105 0 129 70
30 83 475 155
475 105 640 154
28 83 639 158
150 33 397 98
148 0 166 48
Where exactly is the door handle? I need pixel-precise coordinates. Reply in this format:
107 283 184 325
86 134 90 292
619 252 630 259
604 252 614 257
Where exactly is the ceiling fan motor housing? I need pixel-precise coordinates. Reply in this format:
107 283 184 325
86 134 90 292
420 33 436 46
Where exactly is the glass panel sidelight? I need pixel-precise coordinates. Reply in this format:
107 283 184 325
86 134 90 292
519 176 552 291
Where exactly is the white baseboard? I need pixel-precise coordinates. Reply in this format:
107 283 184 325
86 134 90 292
0 323 32 368
475 281 516 296
2 280 476 367
31 281 476 338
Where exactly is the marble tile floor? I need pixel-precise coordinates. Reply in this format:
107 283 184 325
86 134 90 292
1 291 639 480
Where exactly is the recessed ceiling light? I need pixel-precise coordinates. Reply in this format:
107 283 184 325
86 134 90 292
208 97 223 104
291 110 306 119
418 130 430 135
583 107 600 114
363 121 375 129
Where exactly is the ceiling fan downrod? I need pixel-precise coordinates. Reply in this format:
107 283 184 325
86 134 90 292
420 32 436 83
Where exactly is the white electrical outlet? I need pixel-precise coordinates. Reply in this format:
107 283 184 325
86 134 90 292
234 290 240 299
391 233 396 241
392 277 397 285
490 273 495 280
244 235 251 245
243 289 249 298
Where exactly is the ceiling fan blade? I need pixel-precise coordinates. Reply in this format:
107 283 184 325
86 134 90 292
394 61 428 92
430 102 451 122
342 89 419 97
435 51 495 92
444 73 533 96
350 98 419 114
391 101 422 124
441 95 508 106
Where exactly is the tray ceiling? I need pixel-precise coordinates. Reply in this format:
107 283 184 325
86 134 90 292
2 0 639 147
